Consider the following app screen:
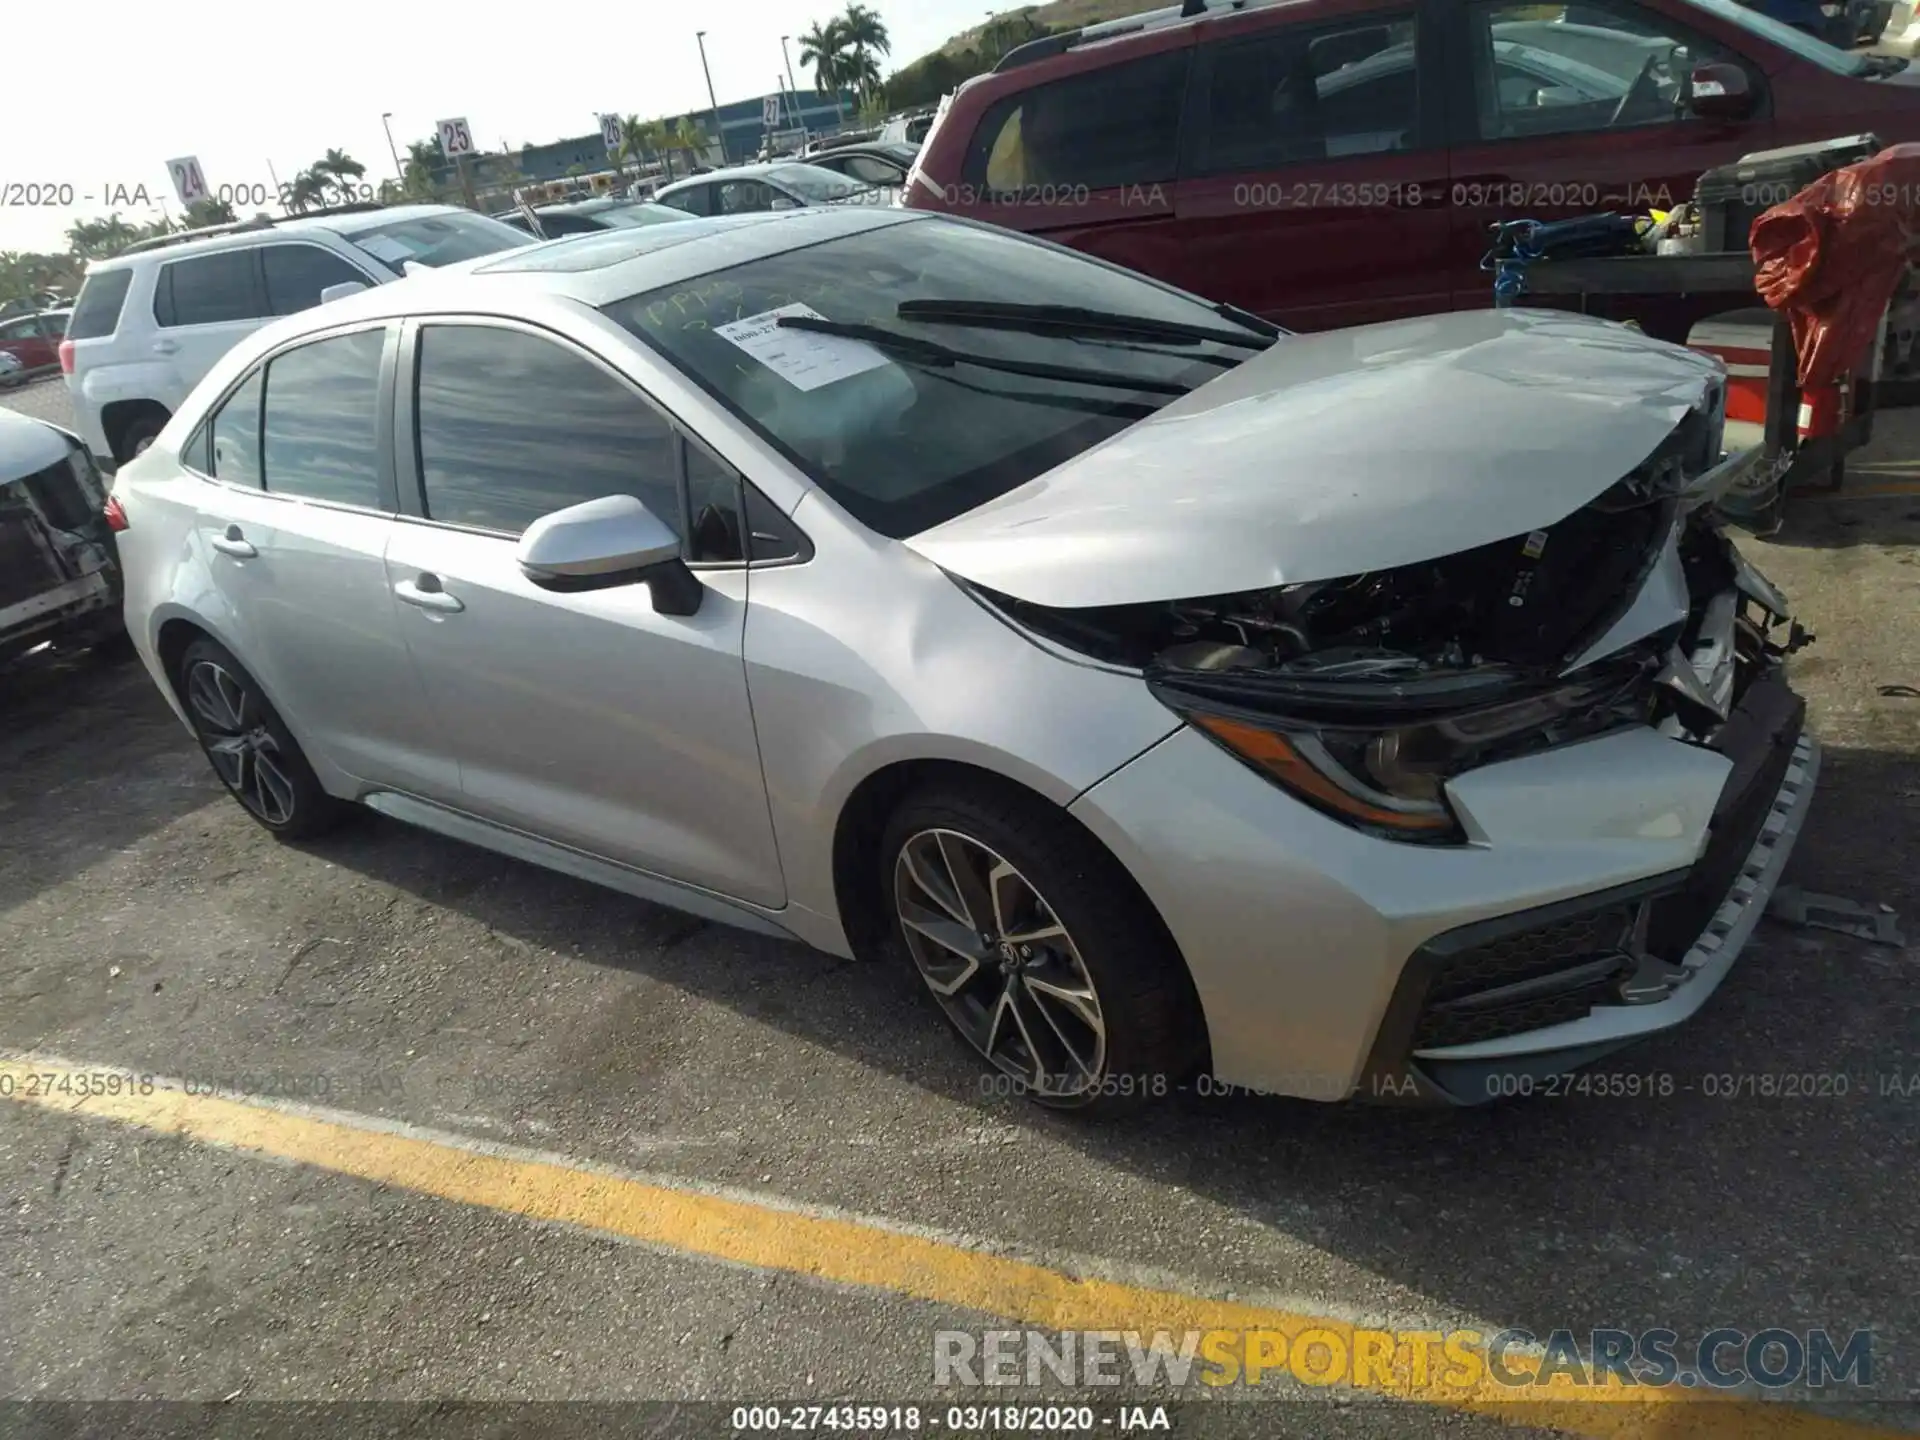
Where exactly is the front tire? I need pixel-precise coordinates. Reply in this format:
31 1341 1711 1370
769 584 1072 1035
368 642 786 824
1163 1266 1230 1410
118 413 166 462
880 781 1204 1115
176 637 348 839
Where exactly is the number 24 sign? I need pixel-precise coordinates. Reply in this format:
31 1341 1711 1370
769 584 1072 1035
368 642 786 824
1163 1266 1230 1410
437 117 475 157
164 157 209 206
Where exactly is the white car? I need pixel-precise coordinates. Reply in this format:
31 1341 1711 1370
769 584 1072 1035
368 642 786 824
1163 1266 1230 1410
110 210 1818 1111
61 206 532 466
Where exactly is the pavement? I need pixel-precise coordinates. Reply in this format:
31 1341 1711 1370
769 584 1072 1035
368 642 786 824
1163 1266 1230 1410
3 371 1920 1439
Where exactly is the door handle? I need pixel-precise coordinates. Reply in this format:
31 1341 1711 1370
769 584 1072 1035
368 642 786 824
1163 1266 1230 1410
394 576 464 613
152 339 179 355
210 525 256 558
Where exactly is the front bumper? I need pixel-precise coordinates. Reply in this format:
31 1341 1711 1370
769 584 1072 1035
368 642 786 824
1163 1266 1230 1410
1070 654 1816 1103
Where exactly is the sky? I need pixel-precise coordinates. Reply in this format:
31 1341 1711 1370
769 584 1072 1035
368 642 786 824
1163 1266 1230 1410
2 0 997 255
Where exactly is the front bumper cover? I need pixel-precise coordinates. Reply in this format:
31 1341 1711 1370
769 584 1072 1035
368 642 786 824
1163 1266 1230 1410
1359 668 1819 1105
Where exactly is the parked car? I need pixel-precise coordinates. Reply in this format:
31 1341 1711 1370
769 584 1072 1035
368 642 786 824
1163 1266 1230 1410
0 408 122 664
878 112 939 146
0 310 70 383
498 198 695 237
111 207 1815 1112
804 141 923 190
0 351 24 387
907 0 1920 337
61 206 533 466
655 163 889 216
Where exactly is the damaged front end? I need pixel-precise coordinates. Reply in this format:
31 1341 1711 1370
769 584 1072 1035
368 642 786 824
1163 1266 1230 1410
987 410 1806 846
0 434 123 665
977 408 1816 1088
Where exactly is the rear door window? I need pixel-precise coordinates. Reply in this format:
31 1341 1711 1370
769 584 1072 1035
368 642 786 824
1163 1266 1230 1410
1189 17 1422 174
260 329 386 509
260 244 374 315
155 250 265 328
663 185 715 216
967 49 1192 191
67 269 134 340
208 370 265 487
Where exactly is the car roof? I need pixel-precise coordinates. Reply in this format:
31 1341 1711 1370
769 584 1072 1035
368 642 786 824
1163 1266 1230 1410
252 208 920 330
84 205 476 270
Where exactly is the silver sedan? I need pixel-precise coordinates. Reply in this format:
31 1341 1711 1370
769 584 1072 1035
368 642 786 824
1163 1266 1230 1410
109 209 1818 1112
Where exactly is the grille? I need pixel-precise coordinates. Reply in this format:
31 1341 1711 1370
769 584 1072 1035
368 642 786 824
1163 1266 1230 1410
1412 903 1636 1051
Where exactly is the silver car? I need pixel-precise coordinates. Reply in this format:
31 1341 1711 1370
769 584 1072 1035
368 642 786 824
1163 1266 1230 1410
111 209 1819 1112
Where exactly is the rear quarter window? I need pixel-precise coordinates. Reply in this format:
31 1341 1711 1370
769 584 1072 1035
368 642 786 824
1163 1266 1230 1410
965 49 1192 192
67 269 134 340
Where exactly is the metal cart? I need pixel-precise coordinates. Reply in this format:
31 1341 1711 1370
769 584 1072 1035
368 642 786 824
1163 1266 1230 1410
1515 251 1879 534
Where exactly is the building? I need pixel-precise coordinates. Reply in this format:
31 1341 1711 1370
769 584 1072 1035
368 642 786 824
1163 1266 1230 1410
430 87 861 201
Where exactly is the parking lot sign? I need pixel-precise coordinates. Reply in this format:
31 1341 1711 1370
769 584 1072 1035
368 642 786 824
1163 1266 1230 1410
763 95 781 128
164 157 209 207
436 118 475 157
600 114 624 156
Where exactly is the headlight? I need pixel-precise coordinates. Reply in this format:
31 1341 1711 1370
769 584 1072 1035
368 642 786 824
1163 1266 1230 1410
1188 712 1460 840
1160 663 1655 845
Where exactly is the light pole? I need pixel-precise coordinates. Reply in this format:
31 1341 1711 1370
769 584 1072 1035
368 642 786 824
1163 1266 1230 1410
780 35 805 137
695 31 725 166
380 112 404 182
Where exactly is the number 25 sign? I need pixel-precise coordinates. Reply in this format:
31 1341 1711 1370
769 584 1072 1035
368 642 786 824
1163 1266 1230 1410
436 117 475 157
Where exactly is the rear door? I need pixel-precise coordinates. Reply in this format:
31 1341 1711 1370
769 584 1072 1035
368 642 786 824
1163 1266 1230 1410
1439 0 1774 310
258 242 380 315
946 38 1194 281
151 248 273 408
185 323 456 798
1164 6 1453 329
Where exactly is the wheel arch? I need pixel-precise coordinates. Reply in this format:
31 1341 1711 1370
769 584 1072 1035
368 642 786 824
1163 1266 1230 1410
151 611 339 790
100 398 172 463
827 756 1210 1064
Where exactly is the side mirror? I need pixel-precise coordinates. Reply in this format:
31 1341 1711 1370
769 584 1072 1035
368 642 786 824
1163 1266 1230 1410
320 281 368 305
1686 63 1755 122
516 495 703 615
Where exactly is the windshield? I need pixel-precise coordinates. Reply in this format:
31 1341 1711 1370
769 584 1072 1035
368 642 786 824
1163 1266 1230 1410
595 202 693 229
766 164 877 203
1674 0 1865 73
336 211 533 270
602 218 1247 537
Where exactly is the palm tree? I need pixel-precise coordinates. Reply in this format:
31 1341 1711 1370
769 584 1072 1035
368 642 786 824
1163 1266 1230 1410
674 117 708 172
840 47 883 104
401 139 443 202
798 20 850 120
312 149 368 204
184 198 238 227
614 115 648 186
284 170 331 214
65 215 142 261
839 3 890 58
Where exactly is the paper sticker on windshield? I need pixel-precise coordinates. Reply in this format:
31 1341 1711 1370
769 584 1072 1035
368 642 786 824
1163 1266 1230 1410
714 303 891 391
355 235 415 264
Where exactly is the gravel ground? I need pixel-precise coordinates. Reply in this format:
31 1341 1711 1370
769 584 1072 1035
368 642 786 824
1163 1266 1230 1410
3 377 1918 1435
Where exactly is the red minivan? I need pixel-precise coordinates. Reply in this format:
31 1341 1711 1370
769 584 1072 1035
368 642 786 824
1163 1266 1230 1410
906 0 1920 337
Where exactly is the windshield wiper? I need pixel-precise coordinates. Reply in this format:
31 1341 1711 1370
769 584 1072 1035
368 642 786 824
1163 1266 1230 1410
775 314 1196 395
897 299 1276 349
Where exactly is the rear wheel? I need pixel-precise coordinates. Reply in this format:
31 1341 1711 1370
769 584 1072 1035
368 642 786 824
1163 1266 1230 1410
176 637 348 838
880 781 1204 1114
118 413 166 461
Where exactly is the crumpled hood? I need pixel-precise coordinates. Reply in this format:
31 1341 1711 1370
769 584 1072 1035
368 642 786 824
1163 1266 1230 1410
901 307 1722 608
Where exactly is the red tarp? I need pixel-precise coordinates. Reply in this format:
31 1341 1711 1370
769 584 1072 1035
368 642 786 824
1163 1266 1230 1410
1751 142 1920 390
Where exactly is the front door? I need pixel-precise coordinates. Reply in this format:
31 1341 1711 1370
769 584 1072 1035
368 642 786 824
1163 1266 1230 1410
384 318 785 907
1441 0 1774 315
190 323 456 798
1165 7 1453 330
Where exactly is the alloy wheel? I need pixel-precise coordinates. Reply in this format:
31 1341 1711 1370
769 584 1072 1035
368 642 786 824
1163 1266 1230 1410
185 660 297 826
893 828 1108 1100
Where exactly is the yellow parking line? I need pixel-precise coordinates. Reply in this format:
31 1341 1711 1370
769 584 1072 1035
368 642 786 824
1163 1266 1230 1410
0 1053 1902 1439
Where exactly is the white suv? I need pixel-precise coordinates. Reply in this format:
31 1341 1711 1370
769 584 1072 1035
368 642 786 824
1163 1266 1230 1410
61 205 532 465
